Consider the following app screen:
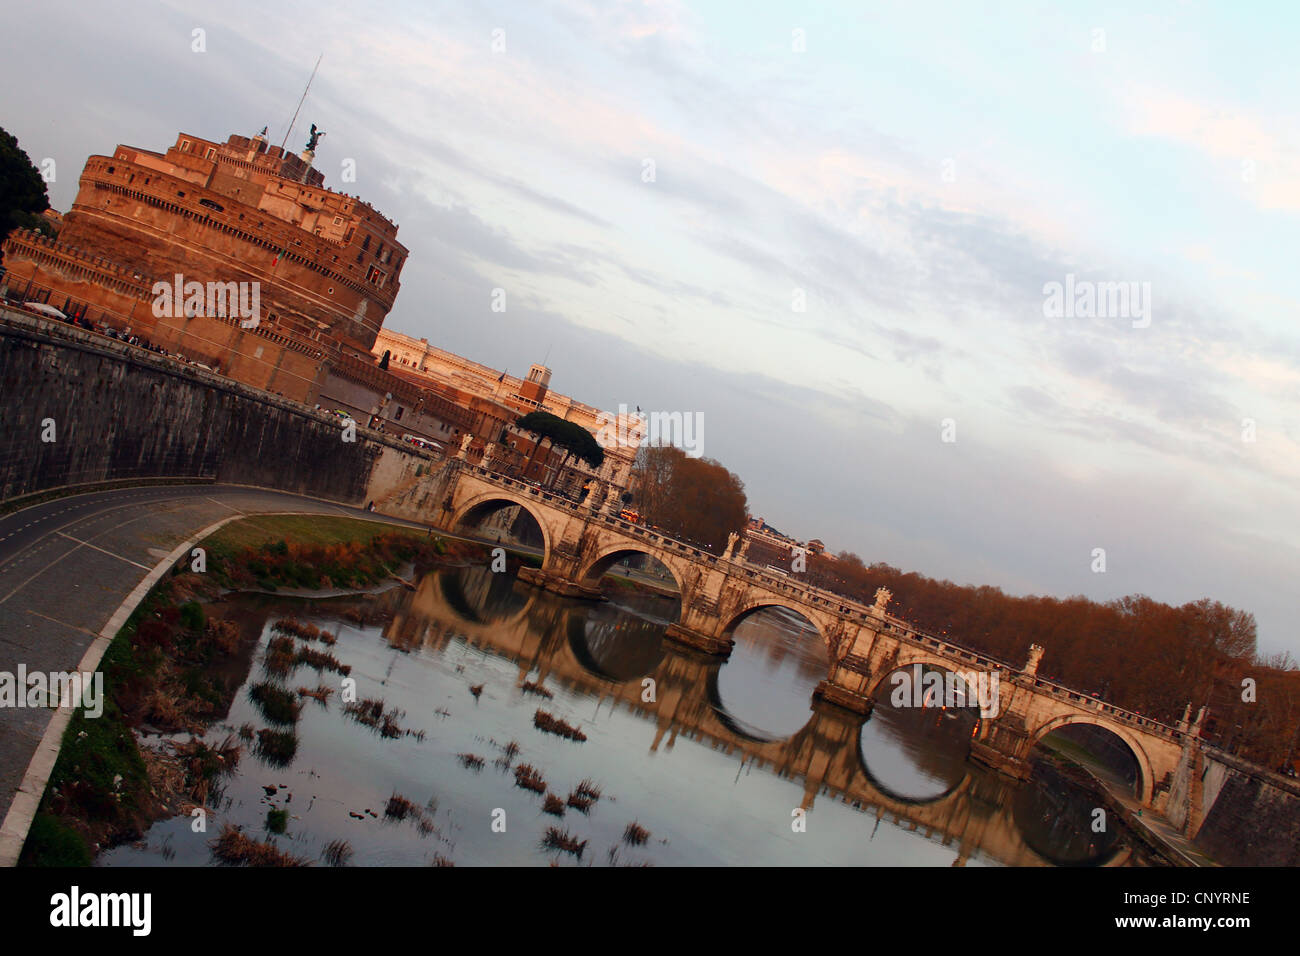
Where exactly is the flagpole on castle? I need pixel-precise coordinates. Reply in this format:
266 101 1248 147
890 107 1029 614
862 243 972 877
280 53 323 154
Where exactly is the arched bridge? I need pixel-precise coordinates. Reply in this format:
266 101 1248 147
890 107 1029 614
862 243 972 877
430 462 1202 811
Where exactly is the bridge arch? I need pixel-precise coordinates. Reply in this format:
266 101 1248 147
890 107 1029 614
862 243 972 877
703 664 818 744
572 548 686 624
451 490 553 562
858 658 984 806
431 564 535 628
1026 713 1155 805
575 545 687 599
856 756 975 808
564 603 669 682
718 597 831 651
866 650 989 703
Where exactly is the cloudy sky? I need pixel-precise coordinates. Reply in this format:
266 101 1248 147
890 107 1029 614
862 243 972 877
5 0 1298 658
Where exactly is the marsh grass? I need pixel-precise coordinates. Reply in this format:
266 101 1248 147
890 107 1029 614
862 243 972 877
540 826 587 858
254 729 297 767
343 697 411 739
457 753 486 771
210 824 306 866
296 685 333 705
385 793 418 820
520 681 553 699
249 682 301 725
322 839 352 866
624 821 650 846
533 709 587 742
513 764 546 794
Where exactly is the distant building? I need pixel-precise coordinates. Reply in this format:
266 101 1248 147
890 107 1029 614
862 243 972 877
374 327 642 489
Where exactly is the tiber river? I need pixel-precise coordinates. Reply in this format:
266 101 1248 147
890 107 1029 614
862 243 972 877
100 562 1150 867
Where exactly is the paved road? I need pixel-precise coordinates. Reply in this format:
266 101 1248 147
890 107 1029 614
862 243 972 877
0 483 435 842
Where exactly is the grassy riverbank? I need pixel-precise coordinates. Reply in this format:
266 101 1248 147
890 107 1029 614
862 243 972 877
18 516 486 866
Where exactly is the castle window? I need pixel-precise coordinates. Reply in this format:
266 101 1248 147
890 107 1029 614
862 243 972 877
181 140 190 152
205 147 216 159
361 235 371 251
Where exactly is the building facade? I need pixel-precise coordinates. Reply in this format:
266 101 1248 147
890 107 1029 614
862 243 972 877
374 327 643 488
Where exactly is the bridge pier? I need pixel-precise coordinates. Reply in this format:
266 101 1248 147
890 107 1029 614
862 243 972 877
813 663 876 715
664 623 733 656
516 565 603 600
813 680 875 716
969 718 1033 781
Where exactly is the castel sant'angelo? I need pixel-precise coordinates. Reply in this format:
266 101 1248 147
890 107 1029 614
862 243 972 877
0 124 640 492
4 126 405 376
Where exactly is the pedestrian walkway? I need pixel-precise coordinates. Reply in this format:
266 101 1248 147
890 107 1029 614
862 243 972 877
1045 740 1217 866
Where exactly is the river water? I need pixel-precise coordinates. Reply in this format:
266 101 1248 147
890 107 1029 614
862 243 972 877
99 564 1140 867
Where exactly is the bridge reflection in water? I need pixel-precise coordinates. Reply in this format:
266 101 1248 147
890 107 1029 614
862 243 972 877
382 565 1136 867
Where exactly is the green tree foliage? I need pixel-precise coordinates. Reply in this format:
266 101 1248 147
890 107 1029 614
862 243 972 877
630 445 747 551
0 126 52 239
516 411 604 470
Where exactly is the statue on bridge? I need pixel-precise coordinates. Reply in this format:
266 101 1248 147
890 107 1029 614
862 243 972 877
872 587 892 616
722 531 739 560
